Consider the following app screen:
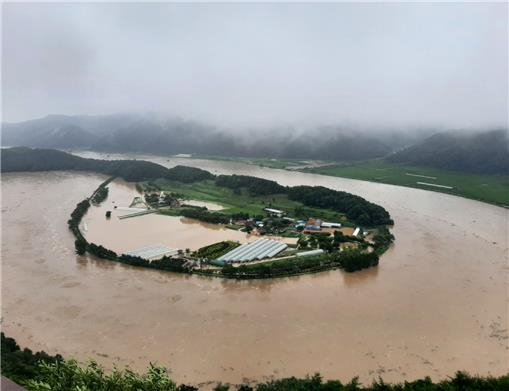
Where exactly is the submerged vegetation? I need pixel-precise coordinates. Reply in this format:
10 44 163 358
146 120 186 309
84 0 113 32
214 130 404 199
2 333 508 390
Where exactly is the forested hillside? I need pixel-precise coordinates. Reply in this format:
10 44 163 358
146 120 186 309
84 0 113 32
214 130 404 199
387 129 509 175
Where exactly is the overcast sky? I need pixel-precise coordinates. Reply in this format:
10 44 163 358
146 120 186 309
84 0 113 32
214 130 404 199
2 2 508 130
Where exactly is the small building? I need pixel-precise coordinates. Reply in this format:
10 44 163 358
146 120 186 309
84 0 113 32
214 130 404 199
352 227 361 237
321 221 341 228
304 218 322 232
158 191 167 205
264 208 285 217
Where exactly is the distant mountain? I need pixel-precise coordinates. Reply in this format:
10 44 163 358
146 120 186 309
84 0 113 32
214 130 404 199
387 129 509 175
1 113 397 161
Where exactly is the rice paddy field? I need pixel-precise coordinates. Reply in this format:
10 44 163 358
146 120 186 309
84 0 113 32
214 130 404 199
302 160 509 206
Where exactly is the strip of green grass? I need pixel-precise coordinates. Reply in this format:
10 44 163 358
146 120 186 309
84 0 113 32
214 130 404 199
302 160 509 206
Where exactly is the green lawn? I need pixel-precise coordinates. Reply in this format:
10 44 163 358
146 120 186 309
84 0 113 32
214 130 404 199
302 160 509 206
145 178 349 223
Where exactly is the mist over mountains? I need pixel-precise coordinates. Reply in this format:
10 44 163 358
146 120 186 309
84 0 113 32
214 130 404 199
2 113 507 175
1 113 426 161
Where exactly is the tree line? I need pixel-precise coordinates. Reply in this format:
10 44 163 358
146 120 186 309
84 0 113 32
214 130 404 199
215 174 285 196
1 147 213 183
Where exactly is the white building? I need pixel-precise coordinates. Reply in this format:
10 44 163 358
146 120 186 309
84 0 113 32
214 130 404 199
264 208 285 217
321 222 342 228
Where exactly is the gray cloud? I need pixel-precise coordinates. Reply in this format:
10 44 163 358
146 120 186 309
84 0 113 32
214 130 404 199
2 2 507 130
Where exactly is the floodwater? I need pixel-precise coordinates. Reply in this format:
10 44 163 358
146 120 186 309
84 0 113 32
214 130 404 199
82 180 296 253
182 200 225 211
2 155 508 388
83 180 252 253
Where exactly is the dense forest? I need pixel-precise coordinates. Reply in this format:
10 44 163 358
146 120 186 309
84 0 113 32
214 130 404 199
215 174 285 195
2 333 508 390
287 186 393 226
1 147 213 182
387 129 509 175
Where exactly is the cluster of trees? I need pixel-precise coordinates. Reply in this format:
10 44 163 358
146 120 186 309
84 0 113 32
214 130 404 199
193 241 240 260
297 231 366 253
340 251 379 272
91 177 115 204
1 333 62 386
287 186 393 226
372 226 395 253
238 372 509 390
119 254 188 273
67 199 91 241
180 207 231 224
87 243 118 260
91 185 109 203
1 148 213 183
167 165 214 183
215 175 285 196
2 332 509 390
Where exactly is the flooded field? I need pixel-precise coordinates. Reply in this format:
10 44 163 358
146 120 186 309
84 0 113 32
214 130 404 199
83 180 252 253
2 156 508 387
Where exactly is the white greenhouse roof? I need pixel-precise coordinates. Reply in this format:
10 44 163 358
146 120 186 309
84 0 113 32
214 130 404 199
217 239 287 263
125 244 178 260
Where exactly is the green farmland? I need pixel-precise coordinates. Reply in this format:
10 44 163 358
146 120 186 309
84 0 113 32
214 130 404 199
302 160 509 207
143 178 350 224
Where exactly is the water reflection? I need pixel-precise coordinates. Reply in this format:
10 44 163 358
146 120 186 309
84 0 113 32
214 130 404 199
341 266 379 287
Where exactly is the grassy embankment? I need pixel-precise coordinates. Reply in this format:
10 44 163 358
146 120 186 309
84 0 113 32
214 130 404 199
302 160 509 206
145 178 354 228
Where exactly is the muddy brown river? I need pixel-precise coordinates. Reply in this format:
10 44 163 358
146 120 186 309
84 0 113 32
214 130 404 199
2 154 508 387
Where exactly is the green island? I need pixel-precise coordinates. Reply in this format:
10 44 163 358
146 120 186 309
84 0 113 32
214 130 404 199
190 156 509 207
2 333 508 391
71 172 394 278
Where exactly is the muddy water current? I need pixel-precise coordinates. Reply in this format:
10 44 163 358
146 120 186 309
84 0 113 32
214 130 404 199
2 154 508 387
